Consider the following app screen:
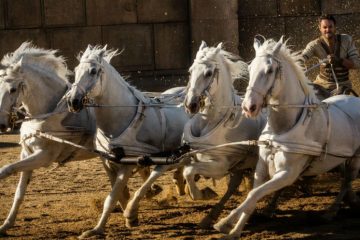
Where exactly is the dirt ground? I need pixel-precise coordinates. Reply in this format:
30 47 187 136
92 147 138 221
1 133 360 240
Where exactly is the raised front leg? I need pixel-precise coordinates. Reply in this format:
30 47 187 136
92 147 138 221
124 164 179 228
79 165 134 239
0 149 56 179
0 170 32 236
214 152 307 238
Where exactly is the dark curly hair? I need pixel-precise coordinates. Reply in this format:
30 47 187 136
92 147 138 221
318 14 336 25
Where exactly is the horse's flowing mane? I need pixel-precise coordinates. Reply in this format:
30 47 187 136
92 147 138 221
256 39 317 99
78 45 120 64
79 45 147 102
1 42 70 81
190 45 249 84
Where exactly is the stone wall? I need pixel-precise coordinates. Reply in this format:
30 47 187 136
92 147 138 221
1 0 360 92
0 0 191 91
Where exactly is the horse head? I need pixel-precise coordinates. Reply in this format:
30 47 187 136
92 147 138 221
185 41 248 115
185 41 222 114
67 45 109 113
0 60 25 132
242 37 284 118
0 42 70 130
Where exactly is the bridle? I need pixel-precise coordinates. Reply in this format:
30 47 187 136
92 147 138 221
71 59 104 106
246 54 282 108
0 79 27 127
246 54 317 109
187 60 220 111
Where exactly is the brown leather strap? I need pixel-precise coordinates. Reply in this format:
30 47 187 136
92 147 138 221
320 38 332 55
335 34 341 58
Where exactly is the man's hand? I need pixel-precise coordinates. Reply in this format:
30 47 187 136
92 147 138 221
327 54 343 65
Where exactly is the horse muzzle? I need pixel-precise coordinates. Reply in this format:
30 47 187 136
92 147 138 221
184 96 201 114
242 100 261 118
67 98 84 113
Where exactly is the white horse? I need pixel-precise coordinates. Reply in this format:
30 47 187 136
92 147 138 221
182 41 266 227
214 37 360 238
0 43 99 235
67 45 189 238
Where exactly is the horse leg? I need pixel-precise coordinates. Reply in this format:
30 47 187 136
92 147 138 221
214 154 269 234
124 164 180 228
0 149 57 179
79 165 134 239
0 170 32 235
101 160 129 212
214 152 307 237
324 158 360 220
199 170 244 229
345 157 360 207
183 162 223 200
102 159 118 187
138 166 162 199
172 166 186 196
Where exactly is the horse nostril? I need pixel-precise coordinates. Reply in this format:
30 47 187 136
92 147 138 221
249 104 257 113
189 102 198 113
72 99 79 106
69 98 83 112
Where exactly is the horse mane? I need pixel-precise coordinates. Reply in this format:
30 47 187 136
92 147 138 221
190 45 249 84
78 45 120 64
221 50 249 82
257 39 317 100
1 42 70 81
79 45 148 102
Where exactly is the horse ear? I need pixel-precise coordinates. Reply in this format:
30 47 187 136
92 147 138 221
272 37 283 55
11 58 23 73
199 41 207 50
86 44 93 51
18 57 24 67
214 42 223 54
253 37 261 51
279 35 285 43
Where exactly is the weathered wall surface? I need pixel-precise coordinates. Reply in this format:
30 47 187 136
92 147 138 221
0 0 190 91
0 0 360 91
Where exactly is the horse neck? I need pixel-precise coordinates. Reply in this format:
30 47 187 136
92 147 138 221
22 64 68 116
268 59 307 134
93 63 138 137
200 61 235 133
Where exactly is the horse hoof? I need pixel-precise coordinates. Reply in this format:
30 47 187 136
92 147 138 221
201 187 218 200
213 219 233 234
226 232 242 240
0 225 9 237
78 229 104 239
198 216 214 229
125 217 139 228
175 181 186 196
0 230 8 237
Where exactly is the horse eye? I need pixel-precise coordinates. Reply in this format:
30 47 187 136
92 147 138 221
9 87 16 94
204 70 212 78
89 68 97 75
